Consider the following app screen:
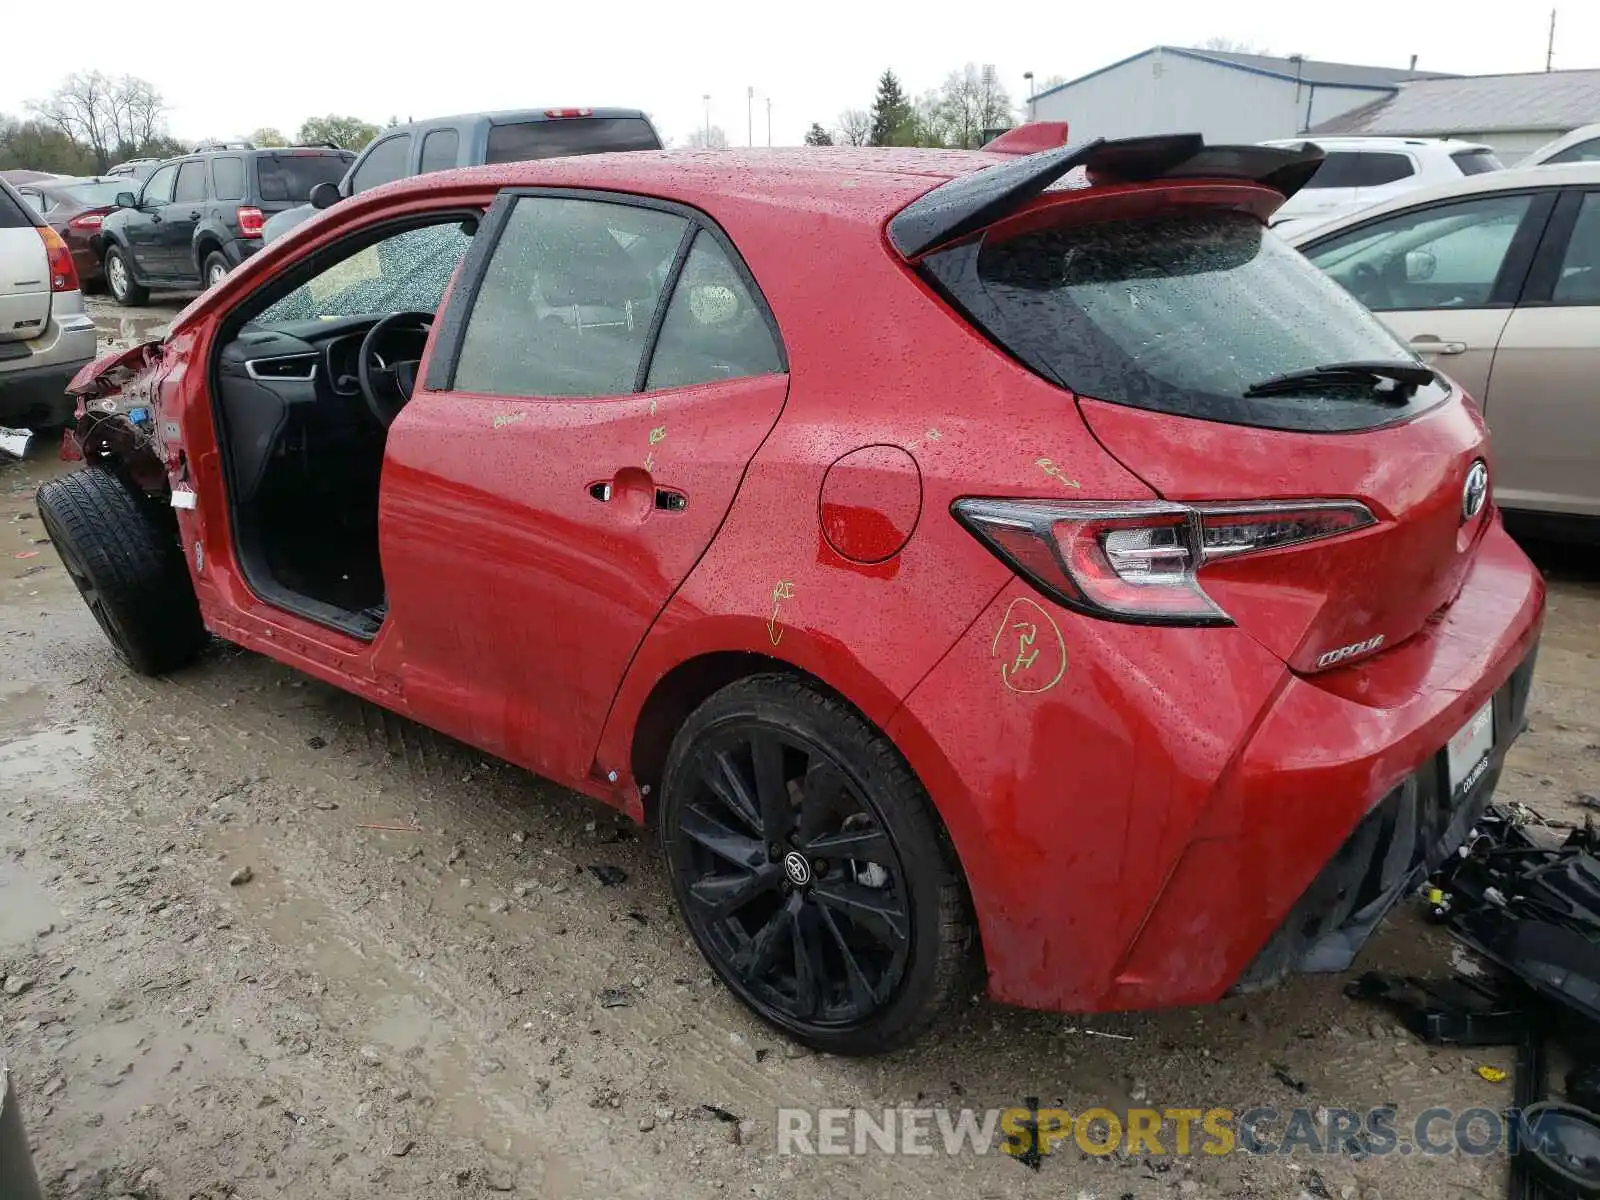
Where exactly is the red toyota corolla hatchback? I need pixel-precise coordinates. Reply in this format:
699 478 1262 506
40 132 1544 1055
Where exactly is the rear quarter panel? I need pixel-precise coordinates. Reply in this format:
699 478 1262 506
595 204 1156 825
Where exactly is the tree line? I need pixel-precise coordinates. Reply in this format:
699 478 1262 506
804 65 1016 149
0 71 387 176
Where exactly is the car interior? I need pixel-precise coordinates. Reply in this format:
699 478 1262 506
210 216 477 637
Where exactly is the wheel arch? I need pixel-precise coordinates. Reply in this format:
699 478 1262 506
194 230 225 273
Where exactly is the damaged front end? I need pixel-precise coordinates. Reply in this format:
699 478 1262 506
62 340 168 494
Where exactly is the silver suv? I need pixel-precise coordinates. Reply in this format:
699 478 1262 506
0 177 97 433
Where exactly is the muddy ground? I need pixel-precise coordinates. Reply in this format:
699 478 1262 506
1 295 1597 1200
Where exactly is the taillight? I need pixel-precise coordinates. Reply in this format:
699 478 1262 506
544 108 593 118
67 211 104 231
237 206 265 238
38 225 79 292
954 498 1376 625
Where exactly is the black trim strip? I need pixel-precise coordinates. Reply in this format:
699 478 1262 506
634 223 697 393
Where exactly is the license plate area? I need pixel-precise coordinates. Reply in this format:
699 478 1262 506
1446 699 1495 797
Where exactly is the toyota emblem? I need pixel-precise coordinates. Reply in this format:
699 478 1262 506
1462 460 1489 523
781 851 812 888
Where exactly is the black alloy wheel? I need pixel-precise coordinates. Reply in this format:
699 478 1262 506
661 676 972 1055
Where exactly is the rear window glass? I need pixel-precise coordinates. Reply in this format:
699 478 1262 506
173 160 208 203
922 209 1440 433
1304 151 1415 189
0 186 33 229
1546 137 1600 165
55 180 131 207
1451 149 1503 176
419 128 460 174
484 117 661 164
255 152 352 202
211 157 245 201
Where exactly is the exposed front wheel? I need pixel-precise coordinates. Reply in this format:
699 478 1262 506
36 468 205 675
660 675 974 1055
103 247 149 306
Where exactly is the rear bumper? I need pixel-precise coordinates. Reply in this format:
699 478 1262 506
0 300 97 426
1231 644 1537 991
223 238 262 267
891 517 1545 1013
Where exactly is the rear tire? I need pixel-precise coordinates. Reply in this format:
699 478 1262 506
660 674 975 1055
202 251 229 289
36 467 205 675
103 246 149 306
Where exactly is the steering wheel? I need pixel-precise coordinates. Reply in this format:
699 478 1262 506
358 310 433 429
1349 261 1393 310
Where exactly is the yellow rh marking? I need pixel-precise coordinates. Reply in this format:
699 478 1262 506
989 596 1067 694
767 581 795 646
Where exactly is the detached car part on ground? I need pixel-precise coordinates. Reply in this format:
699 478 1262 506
39 130 1545 1055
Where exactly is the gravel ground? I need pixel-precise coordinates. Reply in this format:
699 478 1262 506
1 297 1596 1200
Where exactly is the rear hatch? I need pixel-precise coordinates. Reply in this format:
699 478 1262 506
913 138 1492 675
252 151 355 214
0 185 49 346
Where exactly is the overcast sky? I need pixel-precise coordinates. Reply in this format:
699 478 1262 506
3 0 1596 149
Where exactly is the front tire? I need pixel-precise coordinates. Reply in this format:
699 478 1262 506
103 246 149 306
36 468 205 675
202 251 229 289
660 675 974 1055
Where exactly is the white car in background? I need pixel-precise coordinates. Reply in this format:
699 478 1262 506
1522 123 1600 166
0 177 97 442
1283 161 1600 537
1265 136 1503 234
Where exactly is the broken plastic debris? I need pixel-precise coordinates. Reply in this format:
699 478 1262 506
1476 1065 1509 1083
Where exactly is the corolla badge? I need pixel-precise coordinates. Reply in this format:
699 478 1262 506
1462 460 1489 522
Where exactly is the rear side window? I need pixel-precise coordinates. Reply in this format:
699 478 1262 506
1547 137 1600 165
923 209 1434 433
484 117 661 164
212 156 245 201
453 196 686 397
419 128 460 174
350 136 412 193
173 160 208 203
1304 193 1534 311
1451 149 1503 176
256 153 352 202
646 232 782 389
1552 193 1600 305
1304 151 1415 189
0 185 34 228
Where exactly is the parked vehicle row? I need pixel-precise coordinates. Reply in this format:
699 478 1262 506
40 133 1544 1054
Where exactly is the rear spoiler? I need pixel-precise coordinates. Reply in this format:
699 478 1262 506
887 133 1325 258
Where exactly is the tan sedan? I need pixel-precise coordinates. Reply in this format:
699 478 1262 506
1286 162 1600 538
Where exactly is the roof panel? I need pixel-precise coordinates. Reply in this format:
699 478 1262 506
1310 70 1600 135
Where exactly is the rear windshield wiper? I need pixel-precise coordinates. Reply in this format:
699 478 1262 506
1244 360 1437 400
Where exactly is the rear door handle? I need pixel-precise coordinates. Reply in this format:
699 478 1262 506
1409 336 1467 356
